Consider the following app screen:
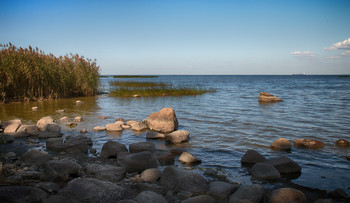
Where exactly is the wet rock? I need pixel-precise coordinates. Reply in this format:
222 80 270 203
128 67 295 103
134 191 167 203
208 181 239 200
46 135 93 154
80 128 87 134
229 184 265 203
0 186 47 202
98 116 108 119
146 131 166 139
269 188 306 203
258 92 283 102
36 116 54 130
328 188 347 198
16 170 42 180
100 140 128 159
178 152 201 164
294 139 324 149
93 126 106 131
0 134 14 143
35 182 61 194
241 149 266 164
60 116 69 122
121 151 159 173
115 120 125 126
160 166 208 194
155 151 176 165
58 178 127 202
336 139 350 147
140 168 161 183
266 156 301 174
74 116 84 122
251 163 281 180
32 106 39 111
166 130 190 144
105 123 123 131
130 121 148 131
122 125 131 129
182 195 216 203
21 149 52 167
3 121 21 133
129 141 156 153
2 119 21 129
38 131 61 138
147 107 178 133
56 109 65 113
43 159 82 182
86 163 125 182
270 138 291 150
17 125 40 136
66 122 77 127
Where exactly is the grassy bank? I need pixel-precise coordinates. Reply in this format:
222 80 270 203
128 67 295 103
113 75 158 78
109 80 215 97
0 43 100 103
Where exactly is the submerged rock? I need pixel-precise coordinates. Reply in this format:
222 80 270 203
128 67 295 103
93 126 106 131
129 141 156 153
270 138 291 151
241 149 266 164
146 131 166 139
294 139 324 149
258 92 283 102
336 139 350 147
147 107 178 133
269 188 306 203
166 130 190 144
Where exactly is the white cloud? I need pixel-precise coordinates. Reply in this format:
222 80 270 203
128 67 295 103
290 51 315 57
324 37 350 50
326 50 350 59
341 50 350 56
326 55 341 59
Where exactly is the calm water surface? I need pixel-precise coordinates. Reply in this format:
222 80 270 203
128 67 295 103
1 75 350 193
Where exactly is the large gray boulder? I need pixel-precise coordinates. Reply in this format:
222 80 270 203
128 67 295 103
251 163 281 180
134 191 167 203
266 156 301 174
0 186 47 202
129 141 156 153
258 92 283 102
166 130 190 144
58 178 127 202
120 151 159 173
241 149 266 164
43 159 82 182
160 166 208 194
208 181 239 200
147 107 178 133
0 134 14 143
21 149 52 168
46 135 93 154
86 164 125 182
268 188 307 203
100 140 128 159
17 125 40 136
229 184 265 203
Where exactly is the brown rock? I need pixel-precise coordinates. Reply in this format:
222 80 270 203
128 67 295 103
36 116 54 130
178 152 201 164
147 107 178 133
165 130 190 144
336 139 350 147
294 139 324 149
269 188 306 203
74 116 84 122
105 123 123 132
93 126 106 131
259 92 283 102
271 138 291 150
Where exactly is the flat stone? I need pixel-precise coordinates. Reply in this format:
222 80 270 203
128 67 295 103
178 152 201 164
229 184 265 203
259 92 283 102
105 123 123 131
251 163 281 180
38 131 61 138
271 138 291 150
208 181 239 200
294 139 324 149
269 188 306 203
93 126 106 131
241 149 266 164
129 141 156 153
165 130 190 144
46 136 93 154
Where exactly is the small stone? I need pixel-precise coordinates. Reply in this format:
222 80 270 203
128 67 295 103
271 138 291 150
269 188 307 203
75 100 84 103
66 122 77 128
98 116 108 119
74 116 84 122
241 149 266 164
80 128 87 134
105 123 123 132
336 139 350 147
146 131 165 139
294 139 324 149
56 109 65 113
251 163 281 180
165 130 190 144
258 92 283 102
140 168 161 183
93 126 106 131
32 107 39 111
60 116 69 122
178 152 201 164
132 94 140 98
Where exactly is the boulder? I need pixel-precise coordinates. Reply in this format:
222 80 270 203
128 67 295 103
4 122 21 133
100 140 128 159
251 163 281 180
105 123 123 132
58 178 126 202
268 188 306 203
42 123 60 132
1 119 21 129
43 159 82 182
266 156 301 174
129 141 156 153
336 139 350 147
17 125 40 136
93 126 106 131
140 168 161 183
208 181 239 200
74 116 84 122
294 139 324 149
270 138 291 150
130 121 148 131
229 184 265 203
35 182 61 195
178 152 201 164
146 131 166 139
0 186 47 202
86 164 125 182
134 191 167 203
0 134 14 143
182 195 216 203
160 166 208 194
21 149 52 167
120 151 159 173
46 136 93 154
36 116 54 130
147 107 178 133
258 92 283 102
241 149 266 164
166 130 190 144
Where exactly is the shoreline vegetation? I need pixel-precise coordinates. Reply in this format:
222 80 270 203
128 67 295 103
0 43 100 103
109 81 215 97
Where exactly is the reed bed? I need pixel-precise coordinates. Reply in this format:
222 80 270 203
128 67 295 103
113 75 158 78
110 81 169 87
0 43 100 103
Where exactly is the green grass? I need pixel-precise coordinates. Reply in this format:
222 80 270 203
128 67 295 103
113 75 158 78
110 81 169 87
109 87 215 97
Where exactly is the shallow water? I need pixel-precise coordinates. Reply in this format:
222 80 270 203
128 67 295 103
1 75 350 194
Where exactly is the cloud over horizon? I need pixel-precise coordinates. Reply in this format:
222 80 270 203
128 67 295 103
290 51 315 57
324 37 350 50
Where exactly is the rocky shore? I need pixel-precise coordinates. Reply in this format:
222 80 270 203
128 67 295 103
0 107 349 202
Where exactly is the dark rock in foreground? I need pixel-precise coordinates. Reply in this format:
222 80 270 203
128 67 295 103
120 151 159 173
229 184 265 203
100 140 128 158
241 149 266 164
251 163 281 180
0 186 47 202
266 156 301 174
134 190 167 203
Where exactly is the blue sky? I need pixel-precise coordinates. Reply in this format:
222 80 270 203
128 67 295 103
1 0 349 75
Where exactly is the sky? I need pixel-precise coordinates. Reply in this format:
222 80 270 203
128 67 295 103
0 0 349 75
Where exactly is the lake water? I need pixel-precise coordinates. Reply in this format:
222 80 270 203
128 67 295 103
1 75 350 194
